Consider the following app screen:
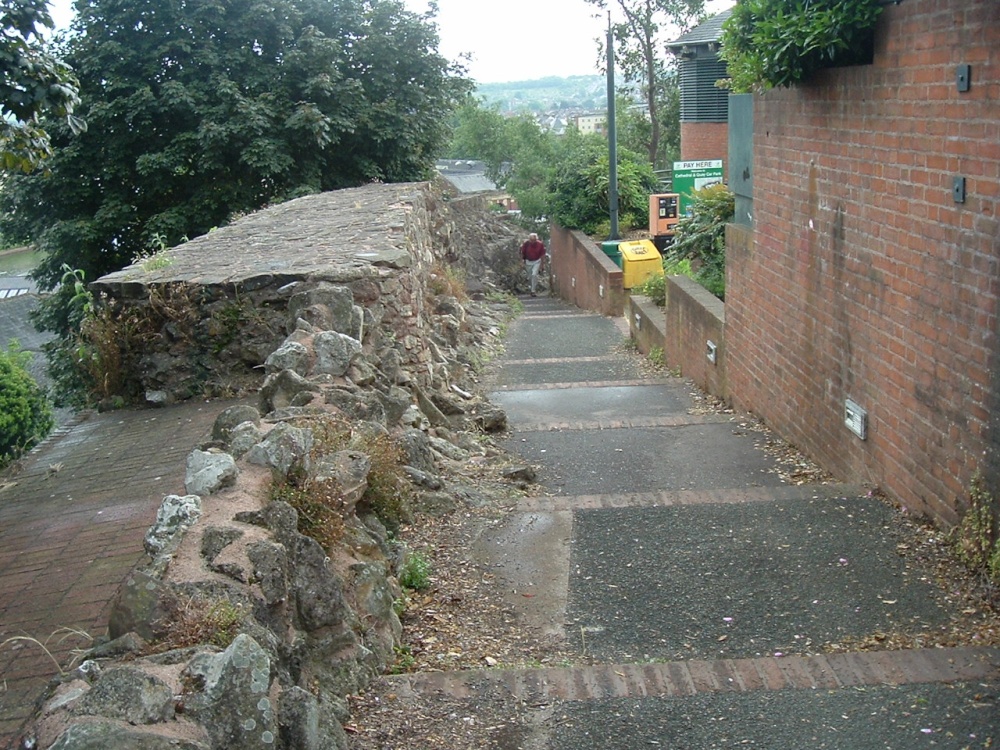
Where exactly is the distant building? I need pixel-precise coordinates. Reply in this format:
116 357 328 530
666 8 733 172
434 160 497 194
574 113 605 136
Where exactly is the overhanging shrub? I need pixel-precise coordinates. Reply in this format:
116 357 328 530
667 184 734 300
721 0 883 93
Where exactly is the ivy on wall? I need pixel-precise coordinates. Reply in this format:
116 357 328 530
720 0 884 92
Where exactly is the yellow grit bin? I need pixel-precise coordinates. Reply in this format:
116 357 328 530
617 239 663 289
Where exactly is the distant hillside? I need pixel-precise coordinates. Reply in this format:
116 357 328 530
475 75 609 114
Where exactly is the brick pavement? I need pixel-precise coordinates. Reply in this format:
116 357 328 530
392 646 999 703
0 399 236 748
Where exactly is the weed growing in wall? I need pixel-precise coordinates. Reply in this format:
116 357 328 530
351 430 414 534
637 270 667 306
270 476 348 552
268 413 413 546
953 472 1000 590
399 549 432 591
428 261 469 303
150 597 245 652
37 269 203 408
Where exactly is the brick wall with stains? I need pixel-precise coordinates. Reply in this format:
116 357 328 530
726 0 999 525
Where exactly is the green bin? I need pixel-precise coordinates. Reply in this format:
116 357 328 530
601 240 623 268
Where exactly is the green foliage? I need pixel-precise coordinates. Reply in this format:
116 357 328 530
637 256 696 306
636 269 666 306
0 340 54 468
547 131 660 235
2 0 471 295
446 98 510 179
447 99 659 233
667 184 734 300
953 473 1000 587
615 85 681 171
399 549 432 591
389 643 417 674
721 0 883 93
0 0 84 172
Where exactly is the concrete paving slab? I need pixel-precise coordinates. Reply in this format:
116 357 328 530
473 510 573 641
492 358 644 387
493 383 693 423
565 494 951 662
501 314 626 360
505 423 786 495
542 680 999 749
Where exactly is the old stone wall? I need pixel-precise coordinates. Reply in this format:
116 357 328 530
726 0 999 525
25 180 526 749
91 180 518 406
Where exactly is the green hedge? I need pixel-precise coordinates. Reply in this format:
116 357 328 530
0 343 54 468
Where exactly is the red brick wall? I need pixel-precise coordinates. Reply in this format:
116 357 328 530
727 0 1000 525
664 274 727 401
549 225 625 317
681 122 729 175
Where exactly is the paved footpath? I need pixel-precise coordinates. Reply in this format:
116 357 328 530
0 400 233 748
389 298 1000 749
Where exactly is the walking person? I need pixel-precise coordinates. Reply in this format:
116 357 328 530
520 232 548 297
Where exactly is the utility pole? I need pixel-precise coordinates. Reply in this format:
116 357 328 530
606 12 619 240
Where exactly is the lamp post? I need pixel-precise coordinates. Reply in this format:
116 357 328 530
606 12 619 241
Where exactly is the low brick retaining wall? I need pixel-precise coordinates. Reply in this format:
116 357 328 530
626 294 665 358
664 275 727 400
549 225 624 317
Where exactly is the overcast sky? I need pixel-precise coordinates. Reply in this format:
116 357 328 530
48 0 735 84
404 0 734 83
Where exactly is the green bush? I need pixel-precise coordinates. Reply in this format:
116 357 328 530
636 271 666 306
399 550 432 590
667 185 734 300
637 257 698 306
953 472 999 589
721 0 883 92
0 342 54 468
547 134 660 235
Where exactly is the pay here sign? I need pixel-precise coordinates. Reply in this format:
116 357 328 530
672 160 724 216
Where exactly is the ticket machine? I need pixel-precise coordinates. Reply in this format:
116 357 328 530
649 193 680 251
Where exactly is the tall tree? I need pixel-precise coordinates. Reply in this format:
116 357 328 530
547 128 659 234
0 0 82 172
447 98 557 219
586 0 703 166
1 0 471 292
